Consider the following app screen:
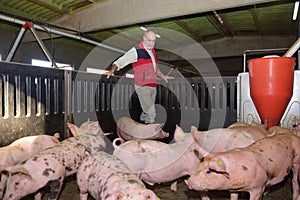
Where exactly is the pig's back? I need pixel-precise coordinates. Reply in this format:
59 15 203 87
246 133 300 185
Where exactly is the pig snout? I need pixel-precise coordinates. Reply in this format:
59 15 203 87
184 179 194 190
159 130 169 138
107 189 159 200
184 177 206 191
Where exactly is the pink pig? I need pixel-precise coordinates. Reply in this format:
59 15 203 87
77 151 159 200
3 121 107 200
185 133 300 200
113 125 201 192
116 116 169 140
191 122 269 155
0 134 60 198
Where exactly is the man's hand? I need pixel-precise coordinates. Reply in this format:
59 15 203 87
104 64 117 79
162 75 174 83
104 70 114 79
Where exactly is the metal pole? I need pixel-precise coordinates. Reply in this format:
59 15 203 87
5 24 27 62
0 14 125 54
283 37 300 57
64 70 72 138
29 25 58 68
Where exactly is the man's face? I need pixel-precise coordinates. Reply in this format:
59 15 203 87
143 31 156 50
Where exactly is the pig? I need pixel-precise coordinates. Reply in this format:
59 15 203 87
3 121 107 200
185 133 300 200
175 123 272 200
116 116 169 140
113 125 201 192
67 120 104 136
77 151 159 200
183 122 270 155
268 125 292 135
0 134 60 198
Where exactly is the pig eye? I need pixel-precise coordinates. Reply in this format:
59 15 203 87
206 170 211 174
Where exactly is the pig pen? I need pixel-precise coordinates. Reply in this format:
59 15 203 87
22 174 292 200
0 62 237 145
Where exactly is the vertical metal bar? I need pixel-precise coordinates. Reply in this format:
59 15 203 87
14 75 21 117
64 70 72 138
3 75 9 118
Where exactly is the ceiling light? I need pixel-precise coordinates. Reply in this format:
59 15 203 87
293 1 299 20
213 11 224 24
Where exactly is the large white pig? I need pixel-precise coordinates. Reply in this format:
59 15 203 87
113 125 201 192
185 133 300 200
116 116 169 140
3 121 107 200
176 122 270 155
77 151 159 200
0 134 60 198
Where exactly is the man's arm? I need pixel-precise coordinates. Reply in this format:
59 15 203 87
105 47 137 79
157 67 174 83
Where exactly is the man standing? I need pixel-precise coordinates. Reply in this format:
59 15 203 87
105 28 173 124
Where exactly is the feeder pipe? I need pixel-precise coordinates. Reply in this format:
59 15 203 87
283 37 300 57
243 48 288 72
0 14 125 54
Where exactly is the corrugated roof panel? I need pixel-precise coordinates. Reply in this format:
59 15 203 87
181 17 220 36
224 10 256 33
256 2 295 35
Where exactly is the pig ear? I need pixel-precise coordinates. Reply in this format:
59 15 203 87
174 124 185 141
88 121 103 135
191 126 198 132
191 126 200 143
208 158 229 178
142 190 159 200
67 123 78 136
105 192 123 200
6 166 31 177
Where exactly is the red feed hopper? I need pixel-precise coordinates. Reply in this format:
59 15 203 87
248 56 295 128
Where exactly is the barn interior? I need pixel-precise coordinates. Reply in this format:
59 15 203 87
0 0 299 142
0 1 300 200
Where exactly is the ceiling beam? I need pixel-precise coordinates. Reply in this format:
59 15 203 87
52 0 280 32
174 19 204 42
27 0 68 15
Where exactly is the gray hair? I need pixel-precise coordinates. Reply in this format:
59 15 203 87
143 27 157 37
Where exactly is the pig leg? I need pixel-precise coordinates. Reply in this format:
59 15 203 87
34 192 42 200
0 173 8 198
229 192 238 200
292 165 300 200
79 191 89 200
248 188 264 200
47 179 64 200
198 191 210 200
170 181 177 192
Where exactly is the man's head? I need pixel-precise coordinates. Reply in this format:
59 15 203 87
143 28 157 50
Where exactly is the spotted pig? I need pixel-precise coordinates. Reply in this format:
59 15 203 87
77 151 159 200
185 133 300 200
3 121 107 200
0 134 60 198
